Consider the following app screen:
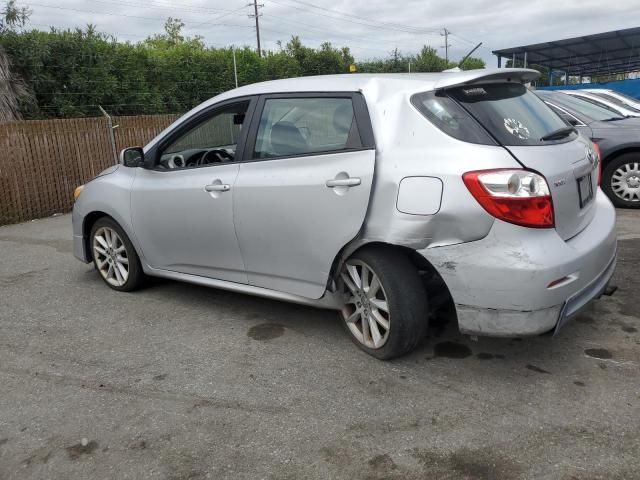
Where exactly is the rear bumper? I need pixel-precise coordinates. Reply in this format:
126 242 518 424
420 190 617 336
554 252 616 333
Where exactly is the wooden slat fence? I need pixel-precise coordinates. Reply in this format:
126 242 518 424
0 114 180 225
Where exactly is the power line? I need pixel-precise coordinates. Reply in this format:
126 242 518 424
269 0 440 34
258 23 408 57
25 2 243 26
83 0 241 15
260 13 428 52
266 0 440 35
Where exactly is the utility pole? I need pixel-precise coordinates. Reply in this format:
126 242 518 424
441 28 451 63
233 48 238 88
248 0 263 57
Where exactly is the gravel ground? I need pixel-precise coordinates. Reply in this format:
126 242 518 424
0 211 638 479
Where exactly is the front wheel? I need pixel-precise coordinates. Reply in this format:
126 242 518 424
602 153 640 208
338 247 428 360
90 217 145 291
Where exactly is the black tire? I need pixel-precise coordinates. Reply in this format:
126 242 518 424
602 153 640 209
338 246 429 360
90 217 145 292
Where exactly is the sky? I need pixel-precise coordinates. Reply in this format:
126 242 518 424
21 0 640 64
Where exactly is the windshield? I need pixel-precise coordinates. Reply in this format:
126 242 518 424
549 93 625 121
447 84 574 146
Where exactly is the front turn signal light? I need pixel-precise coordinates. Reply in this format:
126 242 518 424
74 185 84 201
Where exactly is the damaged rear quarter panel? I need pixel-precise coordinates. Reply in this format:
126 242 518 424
353 88 521 251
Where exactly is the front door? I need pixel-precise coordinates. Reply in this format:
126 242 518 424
234 94 376 298
131 100 252 283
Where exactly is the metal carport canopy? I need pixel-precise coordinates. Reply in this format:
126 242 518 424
492 27 640 77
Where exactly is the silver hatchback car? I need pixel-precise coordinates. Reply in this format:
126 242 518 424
72 69 617 359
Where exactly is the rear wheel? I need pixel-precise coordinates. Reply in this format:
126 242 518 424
90 217 145 291
603 153 640 208
338 247 428 360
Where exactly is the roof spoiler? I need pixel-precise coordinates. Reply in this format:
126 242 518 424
434 68 540 90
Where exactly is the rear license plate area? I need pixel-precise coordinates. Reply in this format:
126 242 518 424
577 173 593 208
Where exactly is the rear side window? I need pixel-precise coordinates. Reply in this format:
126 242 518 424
447 84 574 146
253 97 362 158
411 91 495 145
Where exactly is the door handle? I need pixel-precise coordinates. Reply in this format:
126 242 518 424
326 177 361 188
205 183 230 192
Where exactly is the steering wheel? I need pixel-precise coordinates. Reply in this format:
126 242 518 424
198 149 233 165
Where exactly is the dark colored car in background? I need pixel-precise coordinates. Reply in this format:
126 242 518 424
536 90 640 208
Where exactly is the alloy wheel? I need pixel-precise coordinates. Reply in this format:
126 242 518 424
611 162 640 203
92 227 129 287
339 259 391 349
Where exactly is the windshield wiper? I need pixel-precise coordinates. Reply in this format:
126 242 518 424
603 116 626 121
540 126 576 141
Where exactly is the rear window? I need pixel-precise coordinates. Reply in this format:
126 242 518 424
447 84 575 146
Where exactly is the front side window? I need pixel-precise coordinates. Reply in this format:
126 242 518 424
253 97 361 159
158 101 249 169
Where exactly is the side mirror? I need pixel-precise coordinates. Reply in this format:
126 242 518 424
119 147 145 168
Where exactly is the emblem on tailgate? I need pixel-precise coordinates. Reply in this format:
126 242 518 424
553 179 567 187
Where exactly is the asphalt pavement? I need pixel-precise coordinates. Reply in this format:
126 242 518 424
0 211 638 479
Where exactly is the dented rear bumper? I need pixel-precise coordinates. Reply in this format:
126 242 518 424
420 190 617 337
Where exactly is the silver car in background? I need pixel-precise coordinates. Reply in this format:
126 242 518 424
72 69 617 359
562 90 640 118
583 88 640 111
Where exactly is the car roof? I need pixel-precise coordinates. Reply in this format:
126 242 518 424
202 68 540 106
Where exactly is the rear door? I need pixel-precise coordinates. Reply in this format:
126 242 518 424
233 93 376 298
448 84 599 240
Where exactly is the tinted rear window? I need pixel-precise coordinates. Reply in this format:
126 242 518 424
447 84 574 146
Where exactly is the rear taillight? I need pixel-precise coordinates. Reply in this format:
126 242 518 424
593 143 602 186
463 169 554 228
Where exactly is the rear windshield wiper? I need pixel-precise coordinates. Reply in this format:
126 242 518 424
540 126 576 141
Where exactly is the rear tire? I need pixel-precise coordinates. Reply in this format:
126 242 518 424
337 247 429 360
602 153 640 208
90 217 145 292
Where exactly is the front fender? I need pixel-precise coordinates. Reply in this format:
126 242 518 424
73 167 144 264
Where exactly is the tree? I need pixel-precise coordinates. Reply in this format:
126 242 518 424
0 1 32 120
458 57 485 70
145 17 204 49
0 20 470 119
413 46 451 72
1 0 31 33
